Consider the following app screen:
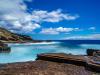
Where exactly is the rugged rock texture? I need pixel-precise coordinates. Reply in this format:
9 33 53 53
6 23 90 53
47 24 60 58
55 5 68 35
0 53 99 75
0 41 10 53
87 49 100 56
37 53 86 66
0 41 7 47
0 27 33 42
38 53 100 72
0 60 93 75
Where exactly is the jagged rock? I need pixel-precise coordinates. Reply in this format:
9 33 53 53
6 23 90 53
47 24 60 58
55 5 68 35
37 53 100 72
37 53 86 66
0 41 11 53
87 49 100 56
0 54 99 75
0 27 33 42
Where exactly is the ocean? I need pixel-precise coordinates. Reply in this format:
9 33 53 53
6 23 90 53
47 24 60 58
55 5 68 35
0 40 100 63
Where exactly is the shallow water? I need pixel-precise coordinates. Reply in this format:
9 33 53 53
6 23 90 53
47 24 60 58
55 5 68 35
0 42 100 63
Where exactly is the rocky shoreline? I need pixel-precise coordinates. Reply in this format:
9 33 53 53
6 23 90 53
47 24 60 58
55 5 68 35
0 27 100 75
0 53 100 75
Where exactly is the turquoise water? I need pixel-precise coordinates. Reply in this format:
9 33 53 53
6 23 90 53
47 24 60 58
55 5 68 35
0 42 100 63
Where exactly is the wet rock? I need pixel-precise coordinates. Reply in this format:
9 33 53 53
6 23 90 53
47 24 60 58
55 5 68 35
87 49 100 56
0 41 11 53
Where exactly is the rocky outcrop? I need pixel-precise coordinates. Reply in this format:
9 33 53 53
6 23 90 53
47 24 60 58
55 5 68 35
0 47 10 53
0 27 33 42
0 41 10 53
37 53 100 72
87 49 100 56
37 53 86 66
86 49 100 72
0 54 99 75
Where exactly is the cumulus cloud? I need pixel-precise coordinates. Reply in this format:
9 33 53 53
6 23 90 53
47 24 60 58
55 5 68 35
32 9 79 23
40 28 59 35
56 27 79 32
40 27 80 35
0 0 39 33
0 0 79 33
63 34 100 40
89 27 96 30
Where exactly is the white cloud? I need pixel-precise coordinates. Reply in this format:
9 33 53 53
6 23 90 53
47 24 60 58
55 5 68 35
0 0 27 15
40 28 59 35
56 27 77 32
22 23 40 32
0 0 79 33
63 34 100 40
40 27 80 35
0 0 40 33
89 27 96 30
32 9 79 23
11 21 22 28
24 0 32 2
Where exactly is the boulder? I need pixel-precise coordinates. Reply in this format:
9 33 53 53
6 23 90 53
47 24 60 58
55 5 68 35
87 49 100 56
0 41 11 53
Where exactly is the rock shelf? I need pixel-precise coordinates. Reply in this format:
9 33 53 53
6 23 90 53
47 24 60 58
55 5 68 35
0 41 10 53
0 53 100 75
37 53 100 71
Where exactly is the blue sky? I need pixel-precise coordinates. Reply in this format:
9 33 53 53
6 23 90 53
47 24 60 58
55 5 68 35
0 0 100 40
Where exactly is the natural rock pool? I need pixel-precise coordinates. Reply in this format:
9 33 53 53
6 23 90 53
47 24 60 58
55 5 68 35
0 42 100 63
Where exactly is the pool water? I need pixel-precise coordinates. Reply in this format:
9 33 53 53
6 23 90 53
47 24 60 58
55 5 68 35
0 42 100 63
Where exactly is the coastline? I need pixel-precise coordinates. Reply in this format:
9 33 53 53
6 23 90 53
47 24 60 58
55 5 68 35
0 53 99 75
1 40 52 43
0 40 100 75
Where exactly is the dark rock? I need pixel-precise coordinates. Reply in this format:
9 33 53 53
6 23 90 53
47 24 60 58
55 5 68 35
87 49 100 56
0 41 11 53
0 47 11 53
37 53 86 66
37 53 100 72
0 41 7 47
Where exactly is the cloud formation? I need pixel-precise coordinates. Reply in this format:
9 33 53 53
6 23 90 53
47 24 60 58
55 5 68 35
0 0 38 33
0 0 79 33
63 34 100 40
40 27 80 35
89 27 96 30
32 9 79 23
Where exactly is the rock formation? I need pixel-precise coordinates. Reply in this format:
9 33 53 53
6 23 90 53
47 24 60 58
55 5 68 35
0 41 10 53
0 27 33 42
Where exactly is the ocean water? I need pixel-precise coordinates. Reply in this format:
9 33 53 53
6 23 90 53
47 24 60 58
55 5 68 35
0 40 100 63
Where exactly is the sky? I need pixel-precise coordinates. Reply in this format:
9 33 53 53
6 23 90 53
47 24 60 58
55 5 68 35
0 0 100 40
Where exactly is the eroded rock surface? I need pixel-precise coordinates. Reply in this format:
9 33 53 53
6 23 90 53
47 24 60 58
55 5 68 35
0 53 100 75
0 60 93 75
